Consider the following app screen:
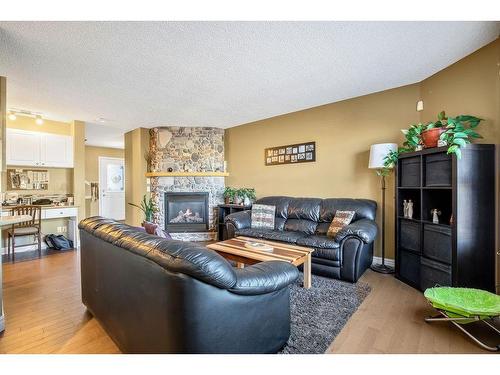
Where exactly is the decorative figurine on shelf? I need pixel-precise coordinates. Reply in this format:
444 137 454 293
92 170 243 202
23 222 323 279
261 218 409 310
407 200 414 219
449 214 454 226
431 209 442 224
403 199 408 218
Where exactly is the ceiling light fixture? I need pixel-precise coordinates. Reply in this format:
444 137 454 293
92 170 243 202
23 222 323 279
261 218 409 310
35 114 44 125
8 111 17 121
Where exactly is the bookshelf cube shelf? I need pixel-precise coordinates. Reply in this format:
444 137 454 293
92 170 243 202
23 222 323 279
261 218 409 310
395 145 496 293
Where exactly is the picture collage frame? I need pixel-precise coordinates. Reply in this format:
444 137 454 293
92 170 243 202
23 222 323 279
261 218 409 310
265 141 316 166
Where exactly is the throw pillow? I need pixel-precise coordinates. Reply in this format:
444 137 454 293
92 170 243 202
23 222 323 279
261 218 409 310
327 210 355 238
143 221 172 240
251 204 276 229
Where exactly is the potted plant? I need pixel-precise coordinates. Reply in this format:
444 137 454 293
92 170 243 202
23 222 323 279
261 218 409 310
421 111 447 148
128 194 158 223
240 188 256 206
223 187 236 204
382 111 484 173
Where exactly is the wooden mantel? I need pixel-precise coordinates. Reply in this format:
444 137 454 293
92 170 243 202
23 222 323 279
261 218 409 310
145 171 229 177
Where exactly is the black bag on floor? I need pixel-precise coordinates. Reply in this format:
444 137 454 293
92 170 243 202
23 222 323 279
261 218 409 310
44 234 74 250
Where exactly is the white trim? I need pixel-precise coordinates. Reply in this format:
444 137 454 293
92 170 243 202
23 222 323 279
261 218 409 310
0 314 4 333
2 242 49 255
371 256 395 268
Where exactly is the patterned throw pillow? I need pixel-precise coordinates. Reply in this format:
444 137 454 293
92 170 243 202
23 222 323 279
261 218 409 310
251 204 276 229
327 211 355 238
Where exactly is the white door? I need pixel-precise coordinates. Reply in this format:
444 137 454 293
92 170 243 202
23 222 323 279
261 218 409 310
40 133 74 167
99 157 125 220
6 129 41 166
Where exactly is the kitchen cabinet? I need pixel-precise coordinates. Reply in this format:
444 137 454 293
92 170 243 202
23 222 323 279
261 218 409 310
6 129 74 168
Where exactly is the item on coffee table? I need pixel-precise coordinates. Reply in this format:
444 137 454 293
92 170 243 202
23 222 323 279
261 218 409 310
244 241 274 252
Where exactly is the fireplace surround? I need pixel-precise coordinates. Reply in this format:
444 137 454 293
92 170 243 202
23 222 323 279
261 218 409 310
164 192 209 232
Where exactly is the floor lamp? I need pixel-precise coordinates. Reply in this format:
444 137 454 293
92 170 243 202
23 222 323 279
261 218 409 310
369 143 398 274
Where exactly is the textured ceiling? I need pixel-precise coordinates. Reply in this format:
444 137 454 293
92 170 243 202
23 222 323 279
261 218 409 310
0 21 498 148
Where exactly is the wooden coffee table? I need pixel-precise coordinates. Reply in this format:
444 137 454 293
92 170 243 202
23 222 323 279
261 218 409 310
207 236 314 288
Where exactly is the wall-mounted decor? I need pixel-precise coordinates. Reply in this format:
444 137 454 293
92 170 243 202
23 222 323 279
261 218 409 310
265 141 316 166
7 168 49 190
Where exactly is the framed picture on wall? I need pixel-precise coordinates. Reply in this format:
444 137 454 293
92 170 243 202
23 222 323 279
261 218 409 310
265 142 316 166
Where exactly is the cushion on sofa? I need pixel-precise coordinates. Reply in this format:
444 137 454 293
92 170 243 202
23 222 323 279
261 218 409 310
296 234 340 249
251 204 276 229
327 210 355 238
235 228 274 239
255 196 290 219
261 230 307 244
286 198 321 221
284 218 317 234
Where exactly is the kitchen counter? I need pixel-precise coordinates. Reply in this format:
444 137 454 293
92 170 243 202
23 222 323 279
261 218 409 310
1 206 80 247
1 205 79 212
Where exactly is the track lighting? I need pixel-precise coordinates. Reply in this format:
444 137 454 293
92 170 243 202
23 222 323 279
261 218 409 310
35 114 44 125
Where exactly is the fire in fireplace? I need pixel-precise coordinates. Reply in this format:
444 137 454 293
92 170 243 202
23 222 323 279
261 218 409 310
164 192 209 232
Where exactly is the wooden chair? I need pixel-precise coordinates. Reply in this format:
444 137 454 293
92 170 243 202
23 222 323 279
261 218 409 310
7 205 42 262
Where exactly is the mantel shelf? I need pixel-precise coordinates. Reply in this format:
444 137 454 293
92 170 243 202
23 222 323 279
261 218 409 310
145 171 229 177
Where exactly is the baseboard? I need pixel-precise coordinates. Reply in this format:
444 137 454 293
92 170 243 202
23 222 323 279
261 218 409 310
1 242 48 255
371 256 395 268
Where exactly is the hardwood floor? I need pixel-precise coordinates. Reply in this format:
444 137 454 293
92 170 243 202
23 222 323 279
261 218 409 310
0 250 496 354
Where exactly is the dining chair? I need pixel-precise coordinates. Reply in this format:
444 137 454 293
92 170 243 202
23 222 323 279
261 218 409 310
7 205 42 262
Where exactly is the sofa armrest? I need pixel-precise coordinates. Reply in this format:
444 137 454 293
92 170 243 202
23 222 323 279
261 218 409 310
334 219 378 244
229 261 299 295
224 210 252 230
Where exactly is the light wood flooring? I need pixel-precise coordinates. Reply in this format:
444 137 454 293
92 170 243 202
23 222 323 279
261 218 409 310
0 250 496 354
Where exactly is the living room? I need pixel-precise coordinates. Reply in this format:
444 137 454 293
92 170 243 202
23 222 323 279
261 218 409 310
0 2 499 373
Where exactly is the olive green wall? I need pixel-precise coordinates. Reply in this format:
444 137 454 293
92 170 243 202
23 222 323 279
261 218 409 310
226 84 420 260
226 38 499 261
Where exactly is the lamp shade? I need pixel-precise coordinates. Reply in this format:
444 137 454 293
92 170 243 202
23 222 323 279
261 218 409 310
368 143 398 169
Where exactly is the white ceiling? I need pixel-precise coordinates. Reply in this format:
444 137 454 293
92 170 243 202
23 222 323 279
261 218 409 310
0 21 498 149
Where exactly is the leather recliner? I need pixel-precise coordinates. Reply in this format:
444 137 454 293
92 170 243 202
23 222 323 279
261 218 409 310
225 197 377 282
79 216 299 354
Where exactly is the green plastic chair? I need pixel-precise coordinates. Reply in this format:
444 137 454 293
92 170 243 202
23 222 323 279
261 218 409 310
424 287 500 351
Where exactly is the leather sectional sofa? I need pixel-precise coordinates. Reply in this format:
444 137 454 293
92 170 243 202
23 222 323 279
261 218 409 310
79 216 299 354
225 196 378 282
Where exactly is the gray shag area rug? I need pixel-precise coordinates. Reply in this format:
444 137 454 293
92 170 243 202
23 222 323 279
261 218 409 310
279 274 371 354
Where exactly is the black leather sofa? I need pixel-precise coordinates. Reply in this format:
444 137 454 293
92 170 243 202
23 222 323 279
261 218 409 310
79 216 299 354
225 197 377 282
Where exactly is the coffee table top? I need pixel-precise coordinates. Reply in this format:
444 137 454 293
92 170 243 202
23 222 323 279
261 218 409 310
207 236 313 266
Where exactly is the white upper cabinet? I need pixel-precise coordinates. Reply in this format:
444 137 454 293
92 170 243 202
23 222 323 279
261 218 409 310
40 133 74 168
6 129 74 168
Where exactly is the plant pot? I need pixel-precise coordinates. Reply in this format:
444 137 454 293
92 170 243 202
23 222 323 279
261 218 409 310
224 197 231 205
234 196 242 205
243 196 251 206
421 128 445 148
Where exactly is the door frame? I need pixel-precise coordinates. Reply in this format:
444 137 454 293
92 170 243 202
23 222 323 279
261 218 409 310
98 156 125 217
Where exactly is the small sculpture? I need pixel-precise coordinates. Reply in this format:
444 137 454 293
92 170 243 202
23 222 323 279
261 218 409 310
431 209 442 224
403 199 408 218
407 200 414 219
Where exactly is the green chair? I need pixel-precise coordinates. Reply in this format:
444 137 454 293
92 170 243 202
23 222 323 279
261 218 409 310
424 287 500 351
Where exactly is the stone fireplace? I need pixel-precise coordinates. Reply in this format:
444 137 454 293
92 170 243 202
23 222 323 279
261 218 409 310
149 127 225 241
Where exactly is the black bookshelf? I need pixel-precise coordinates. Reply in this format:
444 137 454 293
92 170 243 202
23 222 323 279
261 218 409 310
395 145 496 293
216 204 251 241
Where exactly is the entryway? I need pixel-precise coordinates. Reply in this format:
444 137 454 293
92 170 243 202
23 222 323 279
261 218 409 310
98 157 125 220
